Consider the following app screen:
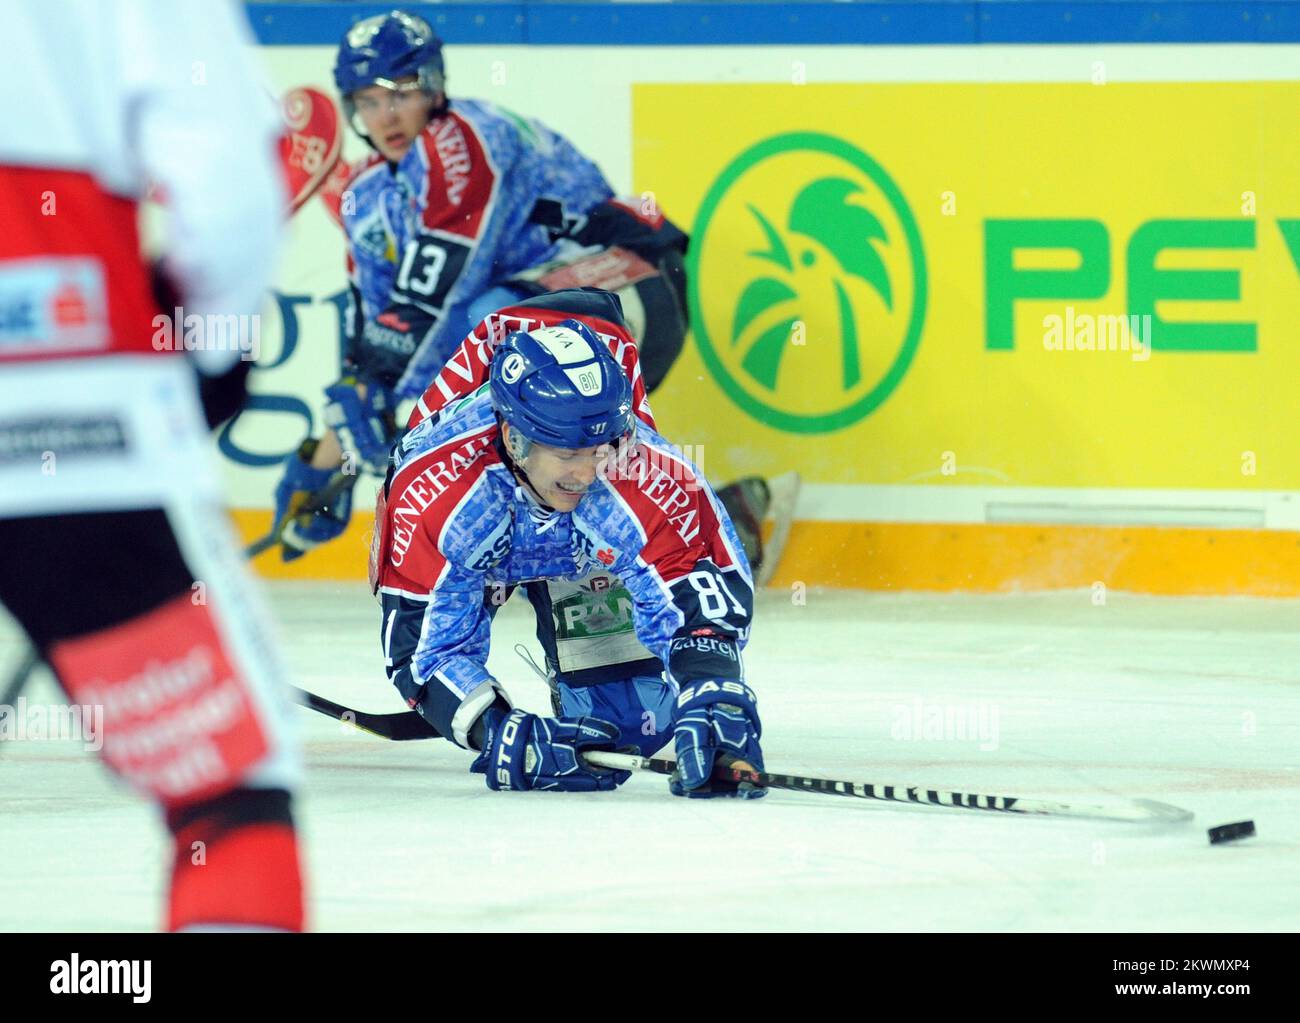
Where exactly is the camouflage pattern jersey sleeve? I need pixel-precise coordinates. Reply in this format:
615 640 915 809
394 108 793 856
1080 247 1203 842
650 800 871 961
573 431 756 695
370 398 513 748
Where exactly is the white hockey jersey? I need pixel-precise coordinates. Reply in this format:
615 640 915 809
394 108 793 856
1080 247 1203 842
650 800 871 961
0 0 283 371
0 0 283 515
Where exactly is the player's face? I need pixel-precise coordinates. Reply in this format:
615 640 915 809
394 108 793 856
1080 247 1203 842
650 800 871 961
353 76 438 162
522 438 615 511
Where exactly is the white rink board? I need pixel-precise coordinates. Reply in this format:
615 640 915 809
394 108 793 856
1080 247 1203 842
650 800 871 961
2 584 1297 931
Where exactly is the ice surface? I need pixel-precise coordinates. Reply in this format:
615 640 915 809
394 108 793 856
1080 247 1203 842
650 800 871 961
2 582 1297 931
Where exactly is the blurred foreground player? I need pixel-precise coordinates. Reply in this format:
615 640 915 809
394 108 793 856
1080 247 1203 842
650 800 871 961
372 290 766 796
0 1 306 930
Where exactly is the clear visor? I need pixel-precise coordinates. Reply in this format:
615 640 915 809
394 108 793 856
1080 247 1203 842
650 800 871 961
351 79 429 117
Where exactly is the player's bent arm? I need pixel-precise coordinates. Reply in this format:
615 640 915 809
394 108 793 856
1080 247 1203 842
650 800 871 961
649 553 753 695
654 562 766 800
379 566 506 750
379 514 629 792
616 475 766 798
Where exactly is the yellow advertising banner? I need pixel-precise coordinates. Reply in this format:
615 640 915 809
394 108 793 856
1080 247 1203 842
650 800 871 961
633 83 1300 491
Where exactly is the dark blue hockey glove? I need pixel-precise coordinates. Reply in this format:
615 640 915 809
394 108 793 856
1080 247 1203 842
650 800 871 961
670 680 766 799
273 445 354 561
470 707 631 792
322 376 398 475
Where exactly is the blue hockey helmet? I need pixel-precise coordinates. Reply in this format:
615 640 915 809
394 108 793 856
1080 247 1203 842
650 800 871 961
333 11 445 133
490 320 635 456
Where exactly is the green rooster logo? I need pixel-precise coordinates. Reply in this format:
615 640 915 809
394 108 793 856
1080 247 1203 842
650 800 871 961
689 132 926 434
732 178 894 392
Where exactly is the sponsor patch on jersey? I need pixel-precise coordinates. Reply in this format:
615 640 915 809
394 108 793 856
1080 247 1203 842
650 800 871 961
0 257 108 355
536 247 658 293
466 513 512 572
545 573 654 673
355 215 394 262
621 445 700 544
388 431 495 568
669 633 739 661
432 116 474 208
531 325 592 365
0 414 127 464
553 584 635 640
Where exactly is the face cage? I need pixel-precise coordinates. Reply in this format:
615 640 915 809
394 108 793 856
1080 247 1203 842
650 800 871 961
341 64 446 143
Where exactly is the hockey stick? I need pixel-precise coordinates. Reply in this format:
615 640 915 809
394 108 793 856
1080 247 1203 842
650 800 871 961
287 683 443 741
585 751 1193 823
278 86 343 215
245 469 357 558
287 683 1192 823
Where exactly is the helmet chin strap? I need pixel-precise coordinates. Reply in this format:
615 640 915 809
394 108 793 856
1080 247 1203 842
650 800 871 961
500 423 555 511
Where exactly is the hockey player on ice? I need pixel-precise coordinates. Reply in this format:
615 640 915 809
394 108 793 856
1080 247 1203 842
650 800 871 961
371 288 766 795
0 0 305 929
272 9 780 578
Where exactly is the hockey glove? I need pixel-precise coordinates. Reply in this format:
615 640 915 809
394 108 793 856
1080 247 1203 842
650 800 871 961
669 680 766 799
470 707 631 792
323 376 398 475
273 442 355 561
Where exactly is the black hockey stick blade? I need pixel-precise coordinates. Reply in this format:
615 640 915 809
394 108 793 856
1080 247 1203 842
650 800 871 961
288 683 442 741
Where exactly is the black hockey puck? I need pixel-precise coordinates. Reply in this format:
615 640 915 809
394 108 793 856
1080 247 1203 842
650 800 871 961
1207 820 1255 844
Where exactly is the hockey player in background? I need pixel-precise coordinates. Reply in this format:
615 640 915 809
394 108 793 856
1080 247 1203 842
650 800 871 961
371 288 765 796
0 1 306 930
273 8 777 576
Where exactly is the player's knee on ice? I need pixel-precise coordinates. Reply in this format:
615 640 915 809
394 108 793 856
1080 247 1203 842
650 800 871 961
557 675 674 759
